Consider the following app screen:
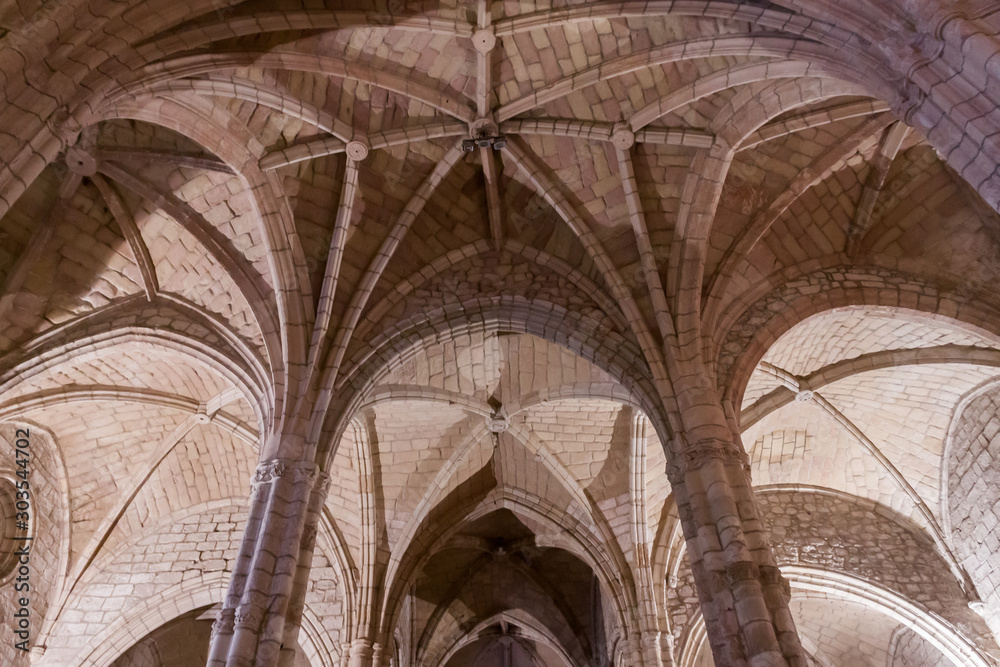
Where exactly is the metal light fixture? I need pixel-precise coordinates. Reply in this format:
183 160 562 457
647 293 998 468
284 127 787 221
463 134 507 151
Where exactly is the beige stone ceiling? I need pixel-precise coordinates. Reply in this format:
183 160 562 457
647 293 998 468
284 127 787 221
1 0 1000 665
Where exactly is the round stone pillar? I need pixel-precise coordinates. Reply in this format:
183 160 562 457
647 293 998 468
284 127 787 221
208 459 324 667
668 440 803 667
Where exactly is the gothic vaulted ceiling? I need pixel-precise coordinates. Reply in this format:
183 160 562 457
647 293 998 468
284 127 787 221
1 0 1000 665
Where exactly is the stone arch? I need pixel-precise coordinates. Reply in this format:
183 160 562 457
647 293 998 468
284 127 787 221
355 385 493 418
679 567 992 667
435 609 577 667
741 345 1000 429
649 493 684 652
714 267 1000 409
675 73 882 343
785 567 992 667
88 93 317 432
353 239 630 341
697 77 897 341
297 604 341 667
941 376 1000 544
74 570 229 667
335 255 636 399
319 297 673 469
662 484 999 664
0 421 72 666
754 487 995 654
888 624 954 667
507 383 648 418
378 485 642 663
37 499 248 666
773 1 1000 210
82 94 287 301
941 377 1000 640
0 310 267 430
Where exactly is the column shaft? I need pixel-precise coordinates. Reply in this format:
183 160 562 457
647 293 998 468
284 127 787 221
669 442 803 667
666 368 804 666
277 472 331 667
208 459 323 667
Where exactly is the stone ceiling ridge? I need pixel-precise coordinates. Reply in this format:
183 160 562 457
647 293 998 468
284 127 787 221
2 0 1000 665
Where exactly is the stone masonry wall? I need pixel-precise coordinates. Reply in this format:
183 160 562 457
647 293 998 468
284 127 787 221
758 489 995 654
889 626 949 667
947 383 1000 636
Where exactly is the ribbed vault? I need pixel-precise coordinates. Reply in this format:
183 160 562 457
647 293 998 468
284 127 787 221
1 1 1000 666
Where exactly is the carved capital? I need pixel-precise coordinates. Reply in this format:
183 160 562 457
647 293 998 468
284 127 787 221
313 471 331 497
234 603 264 631
251 459 321 494
759 564 791 598
28 644 46 664
665 438 748 485
724 561 760 586
211 608 236 637
640 630 662 651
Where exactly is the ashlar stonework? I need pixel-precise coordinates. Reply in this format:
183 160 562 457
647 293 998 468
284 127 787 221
1 1 1000 666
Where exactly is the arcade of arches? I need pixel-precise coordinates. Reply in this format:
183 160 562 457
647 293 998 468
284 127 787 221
1 1 1000 665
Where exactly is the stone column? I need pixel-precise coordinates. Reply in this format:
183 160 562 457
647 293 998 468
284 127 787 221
346 639 384 667
664 368 803 667
640 631 667 667
667 440 802 667
892 8 1000 211
630 411 670 667
208 459 323 667
277 470 330 667
348 639 372 667
660 632 676 666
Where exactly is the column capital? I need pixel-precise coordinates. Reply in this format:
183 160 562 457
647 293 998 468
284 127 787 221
234 602 265 631
211 458 326 666
212 608 236 637
251 458 323 493
665 437 748 485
